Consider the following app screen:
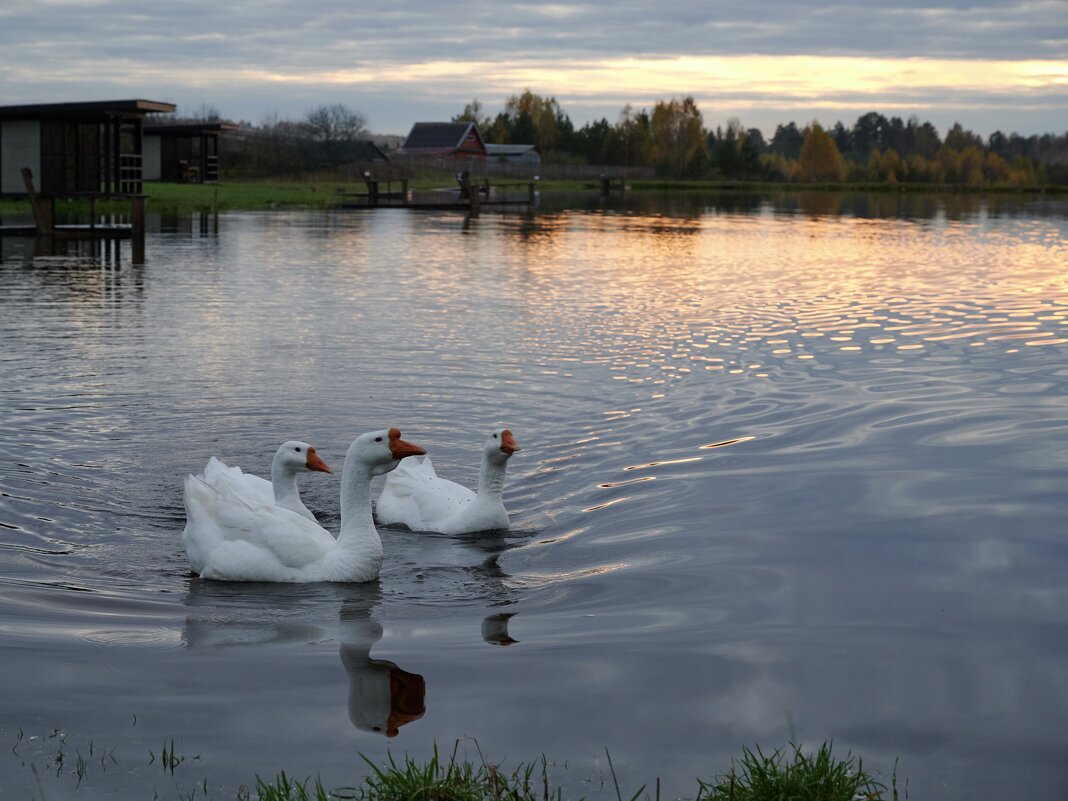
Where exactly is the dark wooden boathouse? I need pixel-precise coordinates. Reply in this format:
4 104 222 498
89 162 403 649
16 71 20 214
143 122 237 183
0 99 176 197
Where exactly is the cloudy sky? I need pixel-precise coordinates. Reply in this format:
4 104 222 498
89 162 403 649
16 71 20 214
2 0 1065 138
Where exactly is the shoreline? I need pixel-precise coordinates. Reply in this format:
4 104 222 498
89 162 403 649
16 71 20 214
0 177 1063 216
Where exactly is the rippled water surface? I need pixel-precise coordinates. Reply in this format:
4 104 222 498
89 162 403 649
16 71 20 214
2 192 1067 799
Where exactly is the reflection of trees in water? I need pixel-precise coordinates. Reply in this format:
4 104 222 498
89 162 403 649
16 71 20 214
530 189 1059 226
793 191 843 217
537 190 766 219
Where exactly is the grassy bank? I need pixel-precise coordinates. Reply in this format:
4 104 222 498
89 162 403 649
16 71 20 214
250 741 900 801
142 176 1067 213
12 729 903 801
1 174 1061 217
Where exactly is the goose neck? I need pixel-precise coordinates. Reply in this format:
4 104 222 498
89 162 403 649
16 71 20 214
271 459 301 508
339 459 376 539
477 456 507 499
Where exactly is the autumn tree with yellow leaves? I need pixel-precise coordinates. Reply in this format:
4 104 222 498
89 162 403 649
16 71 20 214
799 123 848 182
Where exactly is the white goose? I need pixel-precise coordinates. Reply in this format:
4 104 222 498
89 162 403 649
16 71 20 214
376 428 520 535
182 428 426 582
195 440 333 523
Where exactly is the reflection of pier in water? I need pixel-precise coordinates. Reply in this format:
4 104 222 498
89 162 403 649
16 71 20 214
0 167 146 262
1 210 219 265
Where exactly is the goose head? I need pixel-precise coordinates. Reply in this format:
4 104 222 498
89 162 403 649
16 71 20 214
350 428 427 476
485 428 521 465
275 440 333 474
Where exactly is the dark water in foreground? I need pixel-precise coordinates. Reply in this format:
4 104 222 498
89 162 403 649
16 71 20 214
1 192 1066 800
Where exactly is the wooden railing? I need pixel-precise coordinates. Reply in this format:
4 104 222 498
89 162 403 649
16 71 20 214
119 153 143 194
204 154 220 183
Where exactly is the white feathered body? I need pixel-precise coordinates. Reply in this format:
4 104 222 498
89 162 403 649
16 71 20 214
376 456 509 535
181 429 424 583
183 466 360 582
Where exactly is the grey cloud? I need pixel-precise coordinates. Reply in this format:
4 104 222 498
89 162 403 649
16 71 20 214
4 0 1065 61
1 0 1065 134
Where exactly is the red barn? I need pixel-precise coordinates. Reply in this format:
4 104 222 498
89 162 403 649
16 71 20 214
398 122 486 158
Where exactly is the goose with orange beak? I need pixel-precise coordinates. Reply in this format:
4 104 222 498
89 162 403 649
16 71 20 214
188 440 333 524
183 428 426 582
376 428 521 535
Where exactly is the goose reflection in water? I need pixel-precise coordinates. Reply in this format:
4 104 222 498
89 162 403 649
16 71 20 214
452 529 521 647
180 580 425 737
338 593 425 736
177 523 527 734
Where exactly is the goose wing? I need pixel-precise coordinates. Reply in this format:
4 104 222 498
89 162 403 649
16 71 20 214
377 457 476 531
184 474 335 576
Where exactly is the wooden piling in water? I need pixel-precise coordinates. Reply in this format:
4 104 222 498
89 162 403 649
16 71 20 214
4 167 146 259
599 174 625 195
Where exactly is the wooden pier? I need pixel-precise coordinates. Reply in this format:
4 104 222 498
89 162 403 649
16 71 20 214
338 170 537 215
337 170 411 208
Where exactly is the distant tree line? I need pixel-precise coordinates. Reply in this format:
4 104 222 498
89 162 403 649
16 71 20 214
456 91 1068 186
159 104 371 177
160 94 1066 186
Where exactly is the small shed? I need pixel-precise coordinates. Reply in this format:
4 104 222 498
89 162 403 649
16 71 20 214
143 122 238 183
485 143 540 164
398 122 486 158
0 99 176 197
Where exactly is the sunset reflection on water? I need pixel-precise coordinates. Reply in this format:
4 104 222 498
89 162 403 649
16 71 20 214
1 193 1066 801
485 197 1068 393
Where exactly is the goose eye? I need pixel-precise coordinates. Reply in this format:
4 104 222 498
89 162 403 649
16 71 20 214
493 434 498 439
375 437 383 442
295 447 301 452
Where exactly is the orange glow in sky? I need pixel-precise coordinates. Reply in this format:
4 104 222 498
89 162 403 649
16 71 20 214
240 54 1066 113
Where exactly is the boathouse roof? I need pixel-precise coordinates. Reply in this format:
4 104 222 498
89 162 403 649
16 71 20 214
0 99 177 121
485 143 540 163
1 99 175 197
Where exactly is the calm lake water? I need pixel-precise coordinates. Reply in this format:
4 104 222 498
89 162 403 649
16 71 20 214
1 191 1067 800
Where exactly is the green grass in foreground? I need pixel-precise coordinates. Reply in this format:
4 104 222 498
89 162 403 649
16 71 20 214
248 740 900 801
697 742 895 801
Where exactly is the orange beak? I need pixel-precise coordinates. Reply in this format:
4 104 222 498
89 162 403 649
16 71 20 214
388 427 427 459
500 429 521 454
305 447 333 474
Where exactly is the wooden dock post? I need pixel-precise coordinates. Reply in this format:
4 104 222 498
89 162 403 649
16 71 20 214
131 195 146 264
15 166 146 261
21 168 55 237
362 171 379 207
599 174 625 196
457 171 480 216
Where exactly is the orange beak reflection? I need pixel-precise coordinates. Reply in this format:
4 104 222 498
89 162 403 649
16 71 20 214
305 447 333 473
388 427 427 459
500 430 521 454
